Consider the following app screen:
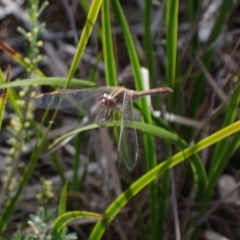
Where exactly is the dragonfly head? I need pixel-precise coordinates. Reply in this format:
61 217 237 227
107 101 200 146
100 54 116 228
99 93 117 109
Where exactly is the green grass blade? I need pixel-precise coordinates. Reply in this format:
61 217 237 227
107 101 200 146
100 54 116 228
160 1 179 238
79 0 90 13
58 183 68 216
158 169 170 237
166 0 178 88
72 131 82 192
204 132 240 211
210 84 240 172
50 152 66 184
143 0 155 83
52 211 105 233
66 0 102 88
0 77 96 89
188 0 200 51
0 68 9 130
203 83 240 208
102 0 117 86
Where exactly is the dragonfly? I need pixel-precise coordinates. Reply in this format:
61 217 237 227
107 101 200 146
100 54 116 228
35 86 173 170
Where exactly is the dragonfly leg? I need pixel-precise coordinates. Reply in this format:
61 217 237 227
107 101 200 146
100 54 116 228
106 111 113 122
112 109 122 129
96 110 113 127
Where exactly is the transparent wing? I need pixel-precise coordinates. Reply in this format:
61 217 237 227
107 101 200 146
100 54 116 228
118 91 138 170
35 87 116 114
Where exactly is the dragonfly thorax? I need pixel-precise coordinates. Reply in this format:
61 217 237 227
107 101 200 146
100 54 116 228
99 93 118 110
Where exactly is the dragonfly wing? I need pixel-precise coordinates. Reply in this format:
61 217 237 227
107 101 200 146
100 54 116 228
118 92 138 170
35 87 116 113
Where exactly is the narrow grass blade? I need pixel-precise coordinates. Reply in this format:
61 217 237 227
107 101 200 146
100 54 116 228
161 0 179 238
58 184 68 216
0 77 96 89
102 0 117 86
0 67 10 130
66 0 103 88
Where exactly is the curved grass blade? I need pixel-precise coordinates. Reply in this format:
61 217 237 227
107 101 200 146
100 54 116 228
52 211 105 233
66 0 102 88
89 120 240 240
